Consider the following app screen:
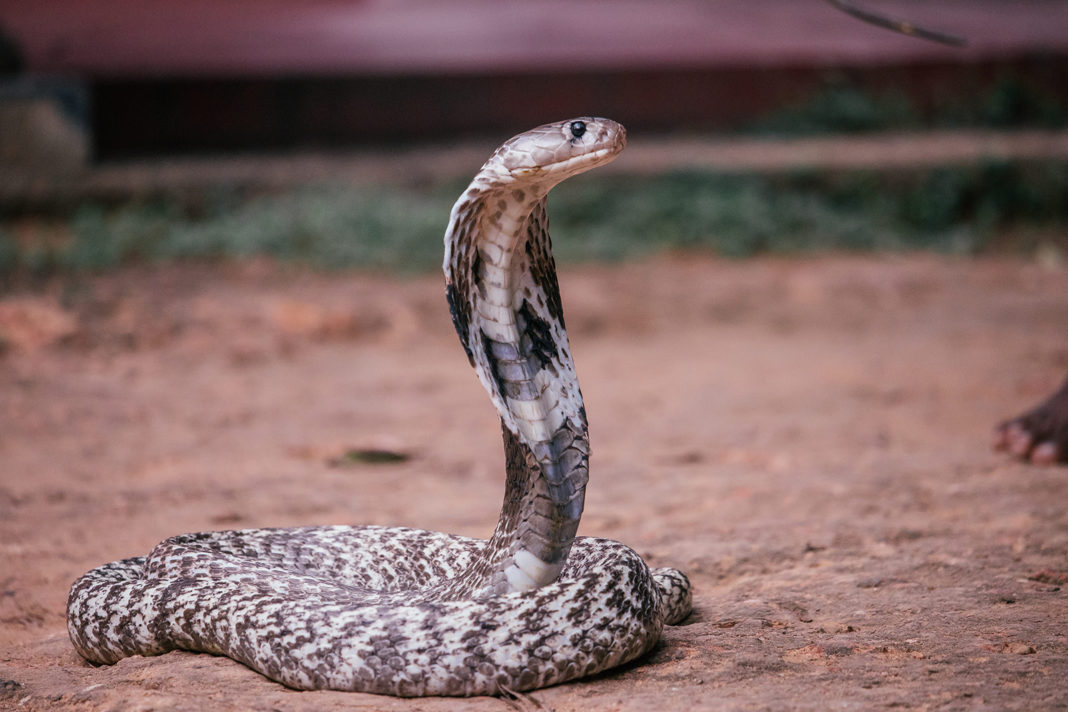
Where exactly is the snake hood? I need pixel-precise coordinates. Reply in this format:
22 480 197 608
442 118 626 597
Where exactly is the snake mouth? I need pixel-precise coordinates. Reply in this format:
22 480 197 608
509 144 624 180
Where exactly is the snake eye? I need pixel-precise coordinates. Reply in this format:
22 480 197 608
569 121 587 139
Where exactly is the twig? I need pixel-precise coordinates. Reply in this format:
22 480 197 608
498 683 551 712
825 0 967 47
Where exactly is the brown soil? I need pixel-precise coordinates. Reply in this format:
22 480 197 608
1 254 1066 711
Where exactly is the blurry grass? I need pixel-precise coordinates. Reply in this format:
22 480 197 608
2 185 459 280
68 186 455 272
748 75 1066 136
2 160 1068 282
551 160 1068 260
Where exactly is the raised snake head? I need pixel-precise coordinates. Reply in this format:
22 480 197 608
479 117 626 187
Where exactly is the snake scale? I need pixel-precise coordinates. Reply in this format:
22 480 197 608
66 117 692 697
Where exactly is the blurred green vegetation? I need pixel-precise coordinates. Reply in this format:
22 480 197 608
2 75 1065 286
749 75 1066 135
552 161 1068 260
2 160 1066 284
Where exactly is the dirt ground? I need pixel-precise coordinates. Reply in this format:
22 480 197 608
0 253 1066 711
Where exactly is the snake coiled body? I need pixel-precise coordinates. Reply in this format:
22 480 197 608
67 118 692 697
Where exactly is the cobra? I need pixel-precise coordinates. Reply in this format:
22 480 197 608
66 117 692 697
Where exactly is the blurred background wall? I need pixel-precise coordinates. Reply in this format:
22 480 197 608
1 0 1066 160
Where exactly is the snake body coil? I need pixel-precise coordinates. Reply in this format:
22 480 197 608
67 118 692 697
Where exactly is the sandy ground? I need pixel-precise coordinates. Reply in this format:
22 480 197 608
0 254 1066 711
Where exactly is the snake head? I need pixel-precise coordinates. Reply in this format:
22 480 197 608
485 117 626 186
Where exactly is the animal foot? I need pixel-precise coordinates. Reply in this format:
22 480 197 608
994 376 1068 465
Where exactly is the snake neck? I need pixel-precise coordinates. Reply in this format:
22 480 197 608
443 186 590 599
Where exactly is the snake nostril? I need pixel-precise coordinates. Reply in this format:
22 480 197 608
569 121 586 139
